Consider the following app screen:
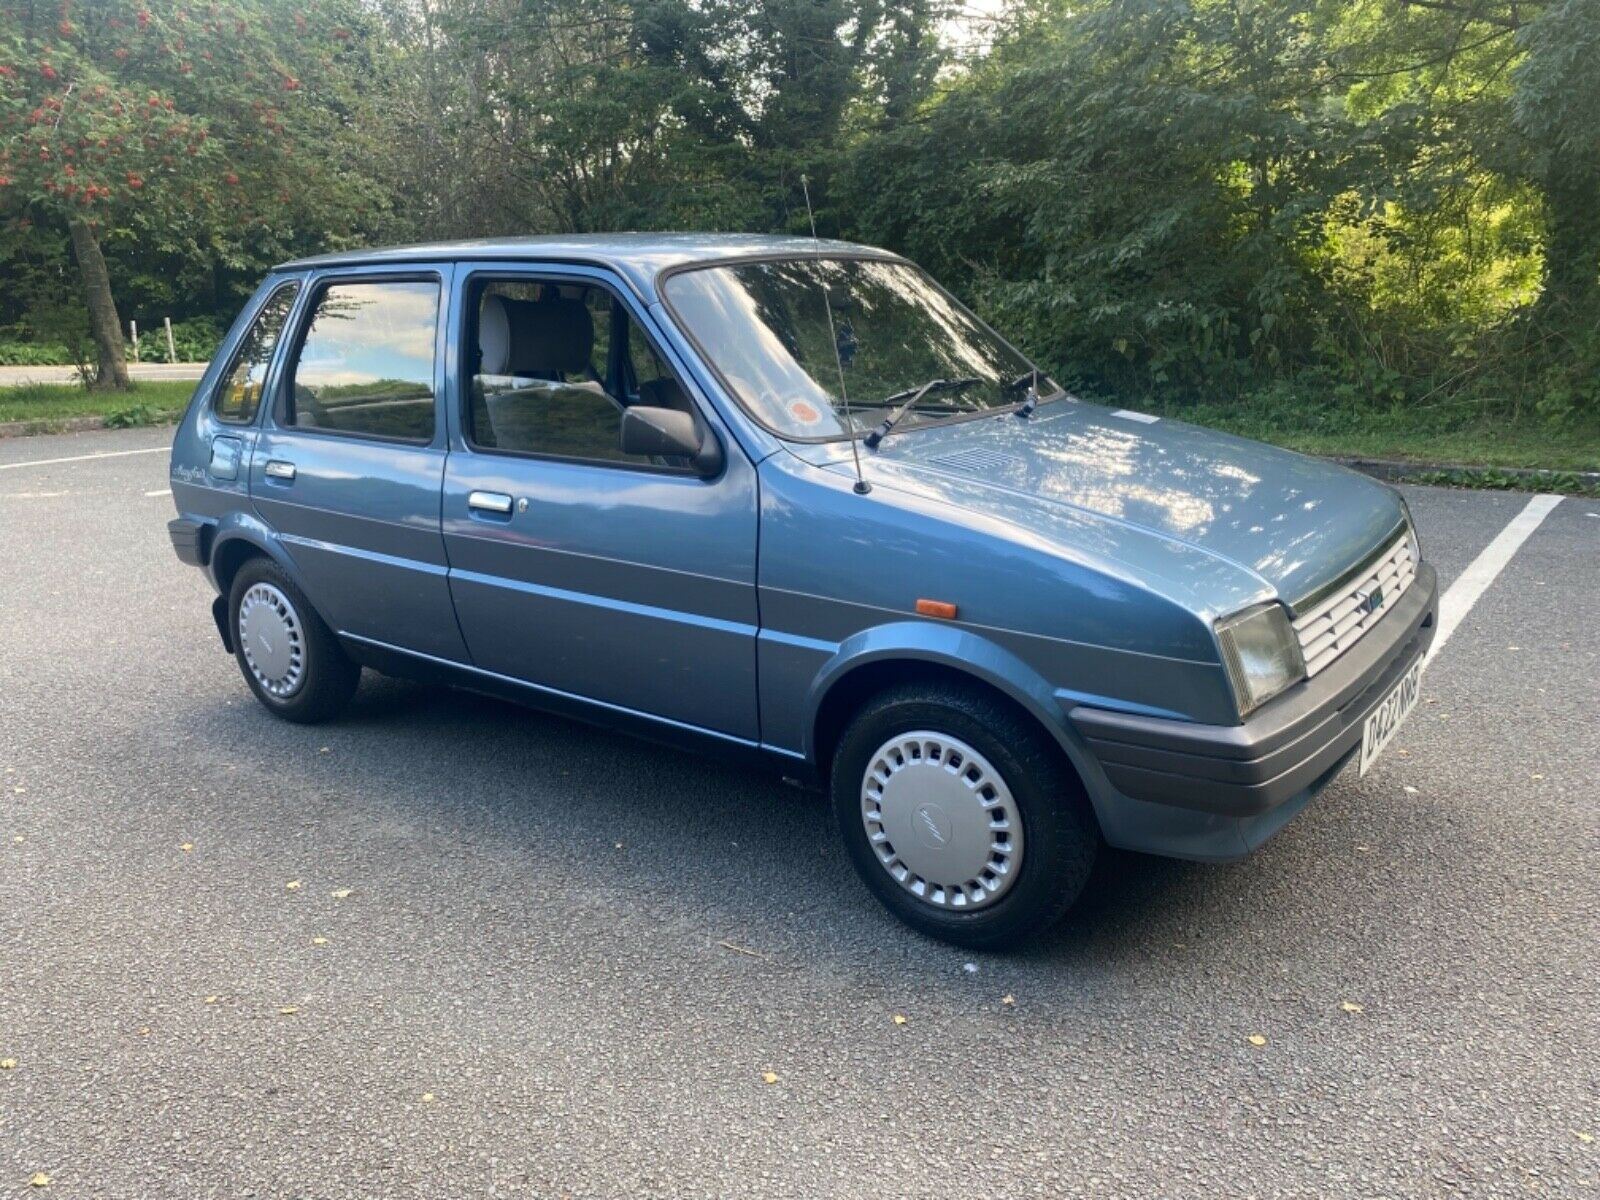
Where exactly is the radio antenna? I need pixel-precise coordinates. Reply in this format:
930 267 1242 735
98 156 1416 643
800 174 870 495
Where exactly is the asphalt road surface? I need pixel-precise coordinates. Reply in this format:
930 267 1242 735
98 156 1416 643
0 363 207 388
3 427 1596 1198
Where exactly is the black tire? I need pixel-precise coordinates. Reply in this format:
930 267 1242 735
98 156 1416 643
830 682 1099 949
228 557 358 724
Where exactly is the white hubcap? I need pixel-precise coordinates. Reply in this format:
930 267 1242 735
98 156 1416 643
239 582 305 699
860 731 1024 909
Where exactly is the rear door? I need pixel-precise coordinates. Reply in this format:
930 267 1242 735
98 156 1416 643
440 264 760 740
250 265 468 663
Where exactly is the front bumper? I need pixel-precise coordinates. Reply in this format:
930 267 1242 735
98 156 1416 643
1069 560 1437 857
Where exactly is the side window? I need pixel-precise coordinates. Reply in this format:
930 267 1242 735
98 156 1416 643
285 280 439 443
468 280 695 467
213 283 298 424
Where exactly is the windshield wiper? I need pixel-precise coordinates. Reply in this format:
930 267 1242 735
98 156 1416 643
862 377 983 448
1005 369 1058 419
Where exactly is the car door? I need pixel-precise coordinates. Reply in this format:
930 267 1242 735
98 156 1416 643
250 266 469 663
441 265 760 741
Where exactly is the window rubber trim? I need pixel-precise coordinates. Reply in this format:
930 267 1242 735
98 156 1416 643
272 271 446 447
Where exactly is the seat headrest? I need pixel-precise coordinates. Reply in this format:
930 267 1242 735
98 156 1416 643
479 295 511 375
502 295 594 376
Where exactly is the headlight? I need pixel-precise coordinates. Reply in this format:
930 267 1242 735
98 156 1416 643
1215 603 1306 717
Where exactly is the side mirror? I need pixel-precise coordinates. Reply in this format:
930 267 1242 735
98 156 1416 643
620 405 723 477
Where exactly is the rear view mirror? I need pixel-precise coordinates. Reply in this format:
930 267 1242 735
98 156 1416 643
620 406 723 476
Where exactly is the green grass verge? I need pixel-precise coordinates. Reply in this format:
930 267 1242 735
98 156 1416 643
0 380 197 427
1146 393 1600 473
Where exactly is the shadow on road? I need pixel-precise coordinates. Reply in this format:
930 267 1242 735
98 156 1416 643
268 670 1247 978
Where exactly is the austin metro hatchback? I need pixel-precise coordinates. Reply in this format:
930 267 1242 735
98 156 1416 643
168 234 1437 947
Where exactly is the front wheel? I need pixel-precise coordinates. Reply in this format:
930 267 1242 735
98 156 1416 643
831 683 1099 949
228 558 358 724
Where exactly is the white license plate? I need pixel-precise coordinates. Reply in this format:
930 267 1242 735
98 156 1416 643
1359 658 1423 776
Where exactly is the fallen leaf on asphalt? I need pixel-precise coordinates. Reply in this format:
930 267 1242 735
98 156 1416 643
138 1027 150 1037
421 1092 435 1103
1341 1001 1364 1013
12 786 24 794
0 1058 16 1069
1248 1034 1267 1047
285 880 302 891
892 1014 907 1026
29 1173 49 1188
762 1071 778 1085
204 996 219 1005
312 937 328 946
180 843 194 852
1002 995 1016 1007
1402 786 1419 794
1575 1131 1592 1144
12 835 23 844
277 1006 299 1016
331 888 352 899
1532 773 1544 781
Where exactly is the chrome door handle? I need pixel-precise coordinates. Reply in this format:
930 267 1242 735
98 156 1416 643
264 460 296 481
468 490 513 514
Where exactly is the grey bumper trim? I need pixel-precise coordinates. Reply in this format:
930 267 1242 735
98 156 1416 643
168 517 209 567
1070 561 1438 818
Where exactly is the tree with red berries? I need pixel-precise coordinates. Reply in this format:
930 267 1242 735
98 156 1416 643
0 2 383 387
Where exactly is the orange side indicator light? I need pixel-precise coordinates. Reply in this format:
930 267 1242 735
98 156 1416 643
915 599 959 620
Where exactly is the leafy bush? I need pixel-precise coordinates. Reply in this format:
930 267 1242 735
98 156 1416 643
0 341 76 366
125 316 224 363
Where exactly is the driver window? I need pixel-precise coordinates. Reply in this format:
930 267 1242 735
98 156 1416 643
467 280 693 466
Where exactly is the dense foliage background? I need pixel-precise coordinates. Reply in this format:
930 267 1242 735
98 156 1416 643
2 1 1596 437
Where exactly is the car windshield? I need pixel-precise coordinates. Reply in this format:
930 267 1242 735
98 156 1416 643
662 257 1058 440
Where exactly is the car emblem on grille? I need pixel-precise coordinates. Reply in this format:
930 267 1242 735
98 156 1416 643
1359 585 1385 615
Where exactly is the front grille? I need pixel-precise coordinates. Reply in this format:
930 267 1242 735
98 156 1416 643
1292 529 1419 677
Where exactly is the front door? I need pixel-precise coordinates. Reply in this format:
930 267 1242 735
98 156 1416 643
251 268 468 663
441 267 760 740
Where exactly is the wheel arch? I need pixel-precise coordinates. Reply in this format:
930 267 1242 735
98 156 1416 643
804 623 1098 801
206 511 304 599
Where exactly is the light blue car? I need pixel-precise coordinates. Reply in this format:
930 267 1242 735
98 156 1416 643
168 234 1437 946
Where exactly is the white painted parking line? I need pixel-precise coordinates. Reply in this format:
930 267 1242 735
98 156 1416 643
143 488 171 497
1429 493 1563 663
0 446 167 471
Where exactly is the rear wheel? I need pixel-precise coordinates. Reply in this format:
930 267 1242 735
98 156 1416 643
228 558 358 724
831 683 1098 949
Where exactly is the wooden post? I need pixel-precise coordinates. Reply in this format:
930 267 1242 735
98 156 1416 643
164 316 177 364
130 320 140 363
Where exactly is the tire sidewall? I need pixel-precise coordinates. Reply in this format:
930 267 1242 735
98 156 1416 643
831 691 1088 947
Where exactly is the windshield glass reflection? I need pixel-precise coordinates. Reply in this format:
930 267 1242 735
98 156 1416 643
664 258 1056 439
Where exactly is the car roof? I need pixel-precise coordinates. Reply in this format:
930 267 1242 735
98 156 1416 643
274 233 903 303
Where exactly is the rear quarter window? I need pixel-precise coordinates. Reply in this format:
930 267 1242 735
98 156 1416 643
213 282 299 424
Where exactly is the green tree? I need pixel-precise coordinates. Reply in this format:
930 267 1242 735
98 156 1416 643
1335 0 1600 318
0 1 386 387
